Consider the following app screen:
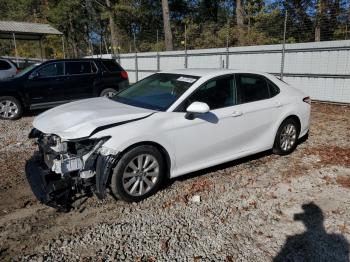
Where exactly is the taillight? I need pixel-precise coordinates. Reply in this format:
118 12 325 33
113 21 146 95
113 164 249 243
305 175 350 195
16 69 20 74
303 96 311 105
120 71 128 80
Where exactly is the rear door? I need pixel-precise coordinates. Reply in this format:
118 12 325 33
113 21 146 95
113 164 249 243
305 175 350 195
232 73 282 151
65 61 97 99
25 61 70 107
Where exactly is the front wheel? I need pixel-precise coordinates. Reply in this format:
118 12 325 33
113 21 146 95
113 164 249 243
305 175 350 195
0 96 23 120
110 145 165 202
273 118 300 155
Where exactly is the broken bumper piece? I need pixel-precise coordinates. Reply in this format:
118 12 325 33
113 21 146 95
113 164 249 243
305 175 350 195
25 152 73 211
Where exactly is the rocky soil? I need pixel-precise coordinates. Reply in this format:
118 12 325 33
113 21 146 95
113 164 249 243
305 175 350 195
0 103 349 261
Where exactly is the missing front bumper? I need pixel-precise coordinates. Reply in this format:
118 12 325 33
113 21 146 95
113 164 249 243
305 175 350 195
25 152 73 211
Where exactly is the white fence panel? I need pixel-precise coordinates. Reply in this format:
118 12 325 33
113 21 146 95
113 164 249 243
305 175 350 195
114 40 350 103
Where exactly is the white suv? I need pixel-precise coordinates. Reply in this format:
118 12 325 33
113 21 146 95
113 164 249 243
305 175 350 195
0 58 18 80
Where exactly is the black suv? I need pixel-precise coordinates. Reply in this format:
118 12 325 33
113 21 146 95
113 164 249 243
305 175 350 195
0 58 129 119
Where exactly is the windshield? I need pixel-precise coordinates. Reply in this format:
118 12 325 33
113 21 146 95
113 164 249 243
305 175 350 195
111 73 199 111
14 64 39 78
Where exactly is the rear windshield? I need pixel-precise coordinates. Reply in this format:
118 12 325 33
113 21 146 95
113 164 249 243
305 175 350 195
101 60 123 72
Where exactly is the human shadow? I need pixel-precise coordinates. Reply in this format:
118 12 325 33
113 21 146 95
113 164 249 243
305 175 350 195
274 203 349 262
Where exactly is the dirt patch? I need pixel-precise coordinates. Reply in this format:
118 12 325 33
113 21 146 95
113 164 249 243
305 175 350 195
337 176 350 189
304 146 350 167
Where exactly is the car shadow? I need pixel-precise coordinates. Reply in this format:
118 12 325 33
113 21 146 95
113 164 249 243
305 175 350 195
273 203 349 262
23 109 47 118
161 149 273 191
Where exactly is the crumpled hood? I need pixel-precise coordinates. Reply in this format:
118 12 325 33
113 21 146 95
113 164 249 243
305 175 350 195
33 97 155 140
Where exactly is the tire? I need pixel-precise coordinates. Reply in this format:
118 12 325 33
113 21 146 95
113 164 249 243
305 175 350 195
273 118 300 155
0 96 23 120
100 88 118 98
110 145 165 202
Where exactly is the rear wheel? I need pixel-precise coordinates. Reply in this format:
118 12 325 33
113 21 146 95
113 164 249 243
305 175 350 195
273 118 300 155
0 96 23 120
110 145 165 202
100 88 118 98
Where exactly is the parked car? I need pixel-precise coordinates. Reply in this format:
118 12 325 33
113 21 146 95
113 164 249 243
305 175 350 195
0 58 129 120
26 69 311 210
0 58 18 80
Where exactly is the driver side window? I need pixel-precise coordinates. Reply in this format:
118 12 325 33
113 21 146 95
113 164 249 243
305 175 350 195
37 62 64 78
177 75 236 111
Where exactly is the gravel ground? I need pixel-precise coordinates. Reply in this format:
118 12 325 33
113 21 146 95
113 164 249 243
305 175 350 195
0 103 349 261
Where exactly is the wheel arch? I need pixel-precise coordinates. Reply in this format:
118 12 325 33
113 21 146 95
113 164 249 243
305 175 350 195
271 114 302 148
120 141 172 178
0 91 27 108
282 115 301 133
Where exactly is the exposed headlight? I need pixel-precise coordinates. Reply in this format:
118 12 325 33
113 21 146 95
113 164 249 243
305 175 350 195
67 137 110 156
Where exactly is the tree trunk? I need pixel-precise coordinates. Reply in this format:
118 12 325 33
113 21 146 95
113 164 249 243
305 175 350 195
68 14 78 57
105 0 118 55
236 0 244 26
161 0 173 51
315 0 324 41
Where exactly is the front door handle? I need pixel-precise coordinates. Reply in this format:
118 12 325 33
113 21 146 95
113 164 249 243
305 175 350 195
231 111 243 117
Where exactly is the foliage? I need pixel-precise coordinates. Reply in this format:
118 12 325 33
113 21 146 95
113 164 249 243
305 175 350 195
0 0 349 58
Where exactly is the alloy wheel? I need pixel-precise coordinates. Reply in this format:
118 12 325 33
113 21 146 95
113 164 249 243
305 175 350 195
280 123 297 151
0 100 19 119
122 154 160 196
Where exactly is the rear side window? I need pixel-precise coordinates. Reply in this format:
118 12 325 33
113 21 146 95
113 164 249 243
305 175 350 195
267 79 280 97
0 60 11 70
236 74 270 104
66 61 93 75
101 60 123 72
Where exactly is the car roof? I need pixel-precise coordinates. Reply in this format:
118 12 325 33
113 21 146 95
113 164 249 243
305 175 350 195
45 58 115 62
160 68 273 78
0 57 18 68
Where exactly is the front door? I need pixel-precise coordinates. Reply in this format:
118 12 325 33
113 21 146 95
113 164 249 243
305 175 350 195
169 75 247 175
25 62 70 108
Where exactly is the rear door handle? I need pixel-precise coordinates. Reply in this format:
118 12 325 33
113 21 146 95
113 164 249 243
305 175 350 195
231 111 243 117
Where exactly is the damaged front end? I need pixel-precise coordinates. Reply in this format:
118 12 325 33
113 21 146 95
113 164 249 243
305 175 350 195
25 128 117 211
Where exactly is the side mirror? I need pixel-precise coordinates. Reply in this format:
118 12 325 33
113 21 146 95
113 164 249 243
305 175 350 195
186 101 210 114
28 72 40 80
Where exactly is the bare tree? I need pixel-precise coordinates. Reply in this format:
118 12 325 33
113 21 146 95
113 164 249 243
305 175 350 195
161 0 173 51
236 0 244 26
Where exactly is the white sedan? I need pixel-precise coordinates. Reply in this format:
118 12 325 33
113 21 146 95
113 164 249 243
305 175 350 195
26 69 310 209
